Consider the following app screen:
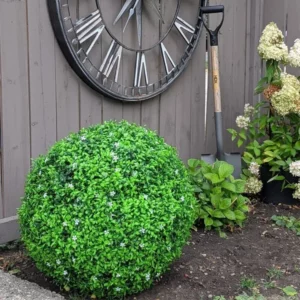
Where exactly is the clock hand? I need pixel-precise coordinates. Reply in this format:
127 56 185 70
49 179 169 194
144 0 165 24
123 0 140 33
136 0 142 48
113 0 135 25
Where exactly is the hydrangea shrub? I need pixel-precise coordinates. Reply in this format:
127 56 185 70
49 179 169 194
18 121 197 298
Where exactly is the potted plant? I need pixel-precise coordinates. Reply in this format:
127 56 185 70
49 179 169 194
228 22 300 205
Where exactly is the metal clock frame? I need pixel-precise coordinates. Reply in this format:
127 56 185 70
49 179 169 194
47 0 207 102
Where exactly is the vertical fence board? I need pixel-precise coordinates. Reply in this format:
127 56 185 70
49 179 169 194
0 0 30 217
28 0 57 158
0 17 3 219
263 0 287 31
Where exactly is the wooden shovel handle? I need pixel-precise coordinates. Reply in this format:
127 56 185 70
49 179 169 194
211 46 222 113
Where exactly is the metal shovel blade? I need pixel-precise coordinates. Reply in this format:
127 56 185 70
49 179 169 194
201 152 242 179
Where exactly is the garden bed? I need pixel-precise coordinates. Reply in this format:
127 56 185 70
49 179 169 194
1 202 300 299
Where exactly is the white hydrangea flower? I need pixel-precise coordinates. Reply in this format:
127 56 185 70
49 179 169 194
120 242 126 247
244 104 255 117
72 235 77 241
288 39 300 67
63 270 68 276
113 155 119 162
244 177 263 194
68 183 74 189
180 196 185 202
75 219 80 226
110 191 116 197
80 136 86 141
248 162 260 176
293 182 300 199
116 273 121 278
107 202 113 208
236 116 251 129
63 221 68 227
145 273 151 281
139 243 145 248
56 259 61 265
115 287 121 292
43 193 47 198
104 230 109 235
289 161 300 177
140 228 146 234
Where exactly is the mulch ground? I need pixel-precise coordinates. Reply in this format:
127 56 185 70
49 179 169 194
1 202 300 300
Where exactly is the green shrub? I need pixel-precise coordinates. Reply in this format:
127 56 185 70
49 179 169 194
188 159 249 237
18 121 197 298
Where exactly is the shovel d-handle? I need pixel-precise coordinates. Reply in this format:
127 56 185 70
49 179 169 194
200 5 224 46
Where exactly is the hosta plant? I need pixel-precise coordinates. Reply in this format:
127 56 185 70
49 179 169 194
18 120 197 298
188 159 249 237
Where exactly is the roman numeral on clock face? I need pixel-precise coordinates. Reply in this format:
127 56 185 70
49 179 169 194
100 40 123 82
175 16 195 44
160 43 176 75
134 52 149 87
74 10 105 55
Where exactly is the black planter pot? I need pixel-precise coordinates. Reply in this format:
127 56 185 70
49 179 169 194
260 165 299 206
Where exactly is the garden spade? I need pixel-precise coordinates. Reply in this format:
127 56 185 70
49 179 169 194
200 5 241 178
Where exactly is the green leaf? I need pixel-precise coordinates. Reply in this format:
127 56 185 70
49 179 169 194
213 210 226 218
219 198 232 210
295 141 300 151
234 210 246 221
221 181 236 193
204 173 223 184
211 194 221 208
267 175 285 183
188 159 201 168
212 220 223 227
234 180 246 193
282 286 298 297
253 147 261 157
204 217 214 227
238 139 244 148
223 209 236 220
218 161 234 179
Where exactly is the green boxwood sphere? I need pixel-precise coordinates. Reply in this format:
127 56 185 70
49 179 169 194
18 121 197 298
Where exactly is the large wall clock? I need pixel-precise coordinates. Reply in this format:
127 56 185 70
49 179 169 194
48 0 206 101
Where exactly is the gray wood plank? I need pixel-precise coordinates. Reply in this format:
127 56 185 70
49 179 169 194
79 0 103 128
0 0 30 218
28 0 57 158
263 0 287 31
0 32 3 220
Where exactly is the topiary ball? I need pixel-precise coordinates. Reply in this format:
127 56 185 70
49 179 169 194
18 120 197 298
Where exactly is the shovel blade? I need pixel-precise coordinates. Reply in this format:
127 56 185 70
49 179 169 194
201 153 242 178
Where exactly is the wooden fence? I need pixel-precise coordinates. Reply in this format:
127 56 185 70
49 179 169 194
0 0 299 243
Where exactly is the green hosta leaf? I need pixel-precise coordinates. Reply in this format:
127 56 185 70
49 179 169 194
263 157 273 163
204 206 214 216
223 209 236 220
217 161 234 179
282 286 298 296
213 210 226 218
253 147 261 157
211 194 221 208
188 159 201 168
213 220 223 227
204 217 214 227
234 210 246 221
199 208 209 218
239 205 249 213
234 180 246 193
221 181 236 193
219 198 232 210
295 141 300 151
204 173 223 184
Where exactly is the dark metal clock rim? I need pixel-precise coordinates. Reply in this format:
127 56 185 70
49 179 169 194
94 0 181 52
47 0 207 102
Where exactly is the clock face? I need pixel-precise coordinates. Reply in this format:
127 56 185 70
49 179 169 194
48 0 206 101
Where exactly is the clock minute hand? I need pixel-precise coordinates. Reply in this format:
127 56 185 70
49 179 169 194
136 0 142 48
123 0 140 33
113 0 135 25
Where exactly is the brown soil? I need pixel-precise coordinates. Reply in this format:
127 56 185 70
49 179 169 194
1 202 300 300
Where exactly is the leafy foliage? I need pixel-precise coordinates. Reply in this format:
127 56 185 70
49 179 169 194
18 121 197 298
188 159 249 236
272 215 300 236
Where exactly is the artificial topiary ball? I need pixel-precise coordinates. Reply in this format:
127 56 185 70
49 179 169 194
18 120 197 298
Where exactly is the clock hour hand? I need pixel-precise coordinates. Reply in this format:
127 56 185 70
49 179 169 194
113 0 135 25
144 0 165 24
123 0 141 32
